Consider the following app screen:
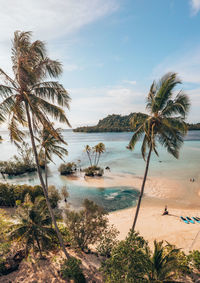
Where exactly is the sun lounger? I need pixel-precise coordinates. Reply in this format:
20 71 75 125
186 217 195 224
192 217 200 223
180 216 189 224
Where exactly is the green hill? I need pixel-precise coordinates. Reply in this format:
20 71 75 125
73 113 200 133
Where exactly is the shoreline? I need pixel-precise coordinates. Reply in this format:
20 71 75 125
70 171 200 251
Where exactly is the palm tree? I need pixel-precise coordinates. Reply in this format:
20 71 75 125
128 73 190 231
0 31 70 258
84 145 92 166
96 142 105 166
10 195 56 257
39 126 68 189
147 240 181 282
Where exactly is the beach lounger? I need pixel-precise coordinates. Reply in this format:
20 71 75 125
186 217 195 224
180 216 189 224
192 217 200 223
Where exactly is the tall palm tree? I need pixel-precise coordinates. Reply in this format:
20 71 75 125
147 240 181 282
84 145 92 166
128 73 190 231
39 126 68 189
10 195 56 257
96 142 105 166
0 31 70 258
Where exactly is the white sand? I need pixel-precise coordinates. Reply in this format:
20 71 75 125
70 171 200 251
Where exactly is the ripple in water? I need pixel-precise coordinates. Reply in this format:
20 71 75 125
67 185 139 212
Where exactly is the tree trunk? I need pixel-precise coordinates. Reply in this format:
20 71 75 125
96 153 100 166
87 152 92 167
25 102 70 259
131 143 152 231
35 236 43 258
44 150 48 191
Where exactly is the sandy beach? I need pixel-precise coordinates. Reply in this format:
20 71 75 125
72 171 200 252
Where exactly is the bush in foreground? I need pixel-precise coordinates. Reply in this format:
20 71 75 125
102 231 188 283
60 257 86 283
65 199 113 251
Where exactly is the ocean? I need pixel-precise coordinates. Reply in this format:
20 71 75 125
0 130 200 211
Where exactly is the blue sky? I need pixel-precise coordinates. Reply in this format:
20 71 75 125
0 0 200 127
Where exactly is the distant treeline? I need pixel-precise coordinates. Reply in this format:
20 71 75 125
74 113 200 133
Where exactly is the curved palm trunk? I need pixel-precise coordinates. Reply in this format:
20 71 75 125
87 151 92 166
25 102 70 259
131 143 152 231
44 150 48 191
96 152 101 166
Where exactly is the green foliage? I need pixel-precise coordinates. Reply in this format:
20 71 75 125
74 113 199 133
58 162 76 175
0 209 12 275
188 250 200 271
0 141 36 175
60 257 86 283
146 240 182 281
65 199 108 251
96 225 119 257
48 185 61 209
74 113 137 132
0 183 60 207
10 195 57 256
84 165 104 177
102 232 188 283
102 231 150 283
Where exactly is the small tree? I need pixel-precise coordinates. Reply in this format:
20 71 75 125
64 199 108 251
102 231 150 282
10 194 56 257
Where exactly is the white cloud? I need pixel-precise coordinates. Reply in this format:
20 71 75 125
0 0 119 73
190 0 200 15
0 0 119 41
68 86 146 127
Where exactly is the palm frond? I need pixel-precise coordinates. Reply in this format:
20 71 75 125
32 81 70 108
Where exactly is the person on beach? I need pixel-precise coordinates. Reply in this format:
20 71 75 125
162 205 169 215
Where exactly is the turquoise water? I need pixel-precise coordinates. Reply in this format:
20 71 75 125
0 130 200 211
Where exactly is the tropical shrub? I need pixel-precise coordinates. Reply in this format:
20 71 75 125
102 232 188 283
60 257 86 283
64 199 108 251
0 160 36 176
0 142 37 176
58 162 76 175
146 240 183 282
188 250 200 271
0 209 12 276
96 225 119 257
10 195 57 257
0 183 60 208
102 231 150 282
48 185 61 209
84 165 104 177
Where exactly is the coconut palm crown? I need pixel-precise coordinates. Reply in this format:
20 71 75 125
0 31 71 141
129 72 190 231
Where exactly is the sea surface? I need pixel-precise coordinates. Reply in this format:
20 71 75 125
0 130 200 211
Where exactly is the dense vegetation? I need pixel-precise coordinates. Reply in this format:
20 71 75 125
0 183 60 208
0 142 37 176
74 113 200 132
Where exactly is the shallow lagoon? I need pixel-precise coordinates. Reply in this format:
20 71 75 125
0 130 199 211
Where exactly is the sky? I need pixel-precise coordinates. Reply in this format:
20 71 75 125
0 0 200 127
